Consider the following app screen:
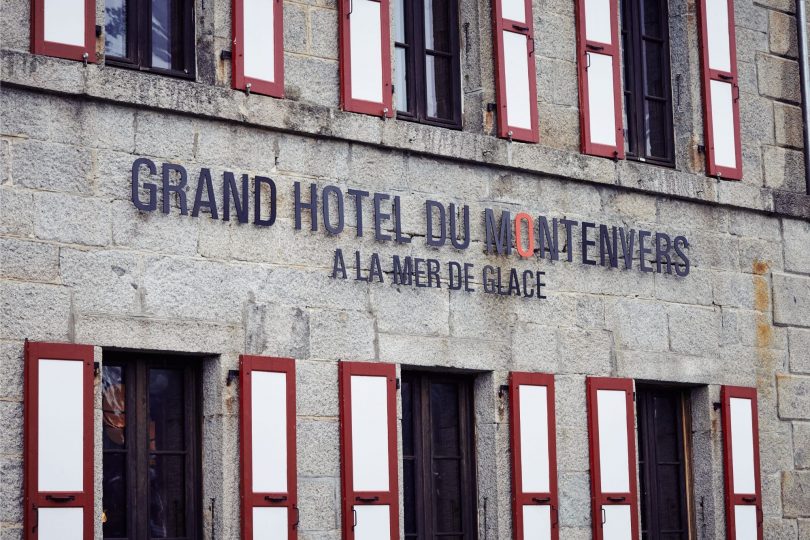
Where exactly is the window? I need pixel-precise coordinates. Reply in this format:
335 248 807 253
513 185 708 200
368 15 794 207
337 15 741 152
401 372 477 539
104 0 195 77
636 386 692 539
621 0 675 165
394 0 462 128
102 352 201 540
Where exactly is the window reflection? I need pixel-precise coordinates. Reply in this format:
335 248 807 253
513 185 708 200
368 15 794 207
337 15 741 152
105 0 127 58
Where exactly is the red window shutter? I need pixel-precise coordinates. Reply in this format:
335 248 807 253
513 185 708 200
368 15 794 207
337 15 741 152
339 361 399 540
232 0 284 97
239 355 298 539
31 0 96 62
575 0 624 158
338 0 394 117
698 0 742 179
493 0 539 143
721 386 763 540
23 341 95 540
509 372 559 540
586 377 639 540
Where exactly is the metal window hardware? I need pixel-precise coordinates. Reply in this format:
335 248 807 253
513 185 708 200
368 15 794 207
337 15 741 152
498 384 509 398
226 369 239 386
220 50 232 60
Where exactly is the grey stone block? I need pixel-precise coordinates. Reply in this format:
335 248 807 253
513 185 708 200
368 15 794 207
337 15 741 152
790 328 810 374
0 238 59 282
777 375 810 419
284 55 339 107
298 477 339 531
284 2 310 54
654 268 713 306
0 188 34 237
757 53 801 104
111 200 200 256
795 422 810 469
34 192 111 246
764 518 799 539
309 309 375 361
511 321 558 372
60 247 142 315
373 285 450 337
0 401 22 455
775 102 804 149
297 418 340 477
558 327 613 375
782 470 810 517
0 342 24 401
134 109 199 160
784 218 810 273
605 298 669 352
764 146 807 192
0 281 70 341
310 7 339 60
769 11 799 58
773 272 810 327
11 139 94 194
0 458 23 523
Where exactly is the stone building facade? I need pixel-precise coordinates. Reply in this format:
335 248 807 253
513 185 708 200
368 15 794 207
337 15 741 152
1 0 809 535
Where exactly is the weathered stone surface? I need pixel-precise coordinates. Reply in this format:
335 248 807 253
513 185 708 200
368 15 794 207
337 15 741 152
0 281 70 341
605 299 669 352
795 422 810 469
764 146 807 192
782 471 810 517
34 192 111 246
778 375 810 420
775 102 804 149
758 54 802 104
309 309 375 361
784 218 810 273
773 273 810 327
790 328 810 374
770 11 799 58
0 237 59 282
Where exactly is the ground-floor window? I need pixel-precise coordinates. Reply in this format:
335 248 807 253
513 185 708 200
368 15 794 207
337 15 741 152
636 385 692 539
102 352 201 540
401 371 477 540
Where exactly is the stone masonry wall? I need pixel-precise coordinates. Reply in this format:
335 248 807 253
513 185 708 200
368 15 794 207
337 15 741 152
1 0 810 535
0 85 809 538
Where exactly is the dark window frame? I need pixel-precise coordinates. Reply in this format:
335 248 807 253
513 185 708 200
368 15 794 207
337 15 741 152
102 352 202 540
636 384 694 539
401 371 478 540
104 0 196 79
394 0 463 129
621 0 675 167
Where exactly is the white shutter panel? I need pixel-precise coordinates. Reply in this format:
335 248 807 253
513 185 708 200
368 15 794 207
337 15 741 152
24 342 94 540
721 386 763 540
493 0 539 142
699 0 742 179
339 0 394 117
509 372 559 540
239 355 297 540
586 377 639 540
339 362 399 540
32 0 95 62
232 0 284 97
575 0 624 158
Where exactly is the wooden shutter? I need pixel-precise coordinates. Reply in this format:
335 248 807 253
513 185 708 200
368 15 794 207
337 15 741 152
575 0 624 158
586 377 639 540
509 373 559 540
338 0 394 117
698 0 742 179
31 0 95 62
239 355 297 539
232 0 284 97
339 361 399 540
493 0 539 143
721 386 763 540
24 341 95 540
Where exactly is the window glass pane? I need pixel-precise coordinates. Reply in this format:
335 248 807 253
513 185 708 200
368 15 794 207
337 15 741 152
433 458 462 533
102 453 128 538
148 455 186 538
148 368 185 451
403 459 417 535
430 382 459 456
105 0 127 58
423 0 450 52
643 41 664 97
151 0 186 71
394 0 406 42
395 46 410 112
644 99 667 158
425 55 453 120
103 365 127 450
642 0 662 38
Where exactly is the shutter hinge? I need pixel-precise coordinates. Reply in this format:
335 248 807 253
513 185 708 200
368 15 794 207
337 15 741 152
396 377 401 390
498 384 509 398
95 25 102 38
93 362 100 377
220 50 232 61
226 369 239 386
713 401 722 411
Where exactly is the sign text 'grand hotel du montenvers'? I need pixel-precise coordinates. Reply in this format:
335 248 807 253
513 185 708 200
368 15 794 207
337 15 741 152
130 159 692 301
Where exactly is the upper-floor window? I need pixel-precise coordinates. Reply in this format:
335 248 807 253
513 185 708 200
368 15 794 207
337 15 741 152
105 0 196 77
394 0 462 128
621 0 675 166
